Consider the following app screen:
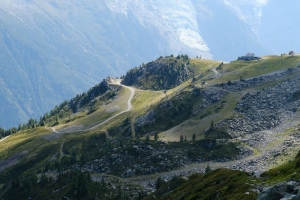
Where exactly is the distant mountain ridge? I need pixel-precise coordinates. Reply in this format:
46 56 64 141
1 0 300 128
0 1 177 128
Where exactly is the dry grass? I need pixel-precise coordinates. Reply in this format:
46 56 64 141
209 55 300 84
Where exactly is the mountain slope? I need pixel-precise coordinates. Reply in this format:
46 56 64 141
105 0 212 59
1 0 299 130
0 1 203 128
1 55 300 199
193 0 270 61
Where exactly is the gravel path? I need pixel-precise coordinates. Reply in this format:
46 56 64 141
0 136 10 143
45 80 135 140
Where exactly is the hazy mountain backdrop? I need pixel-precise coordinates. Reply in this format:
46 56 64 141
0 0 299 128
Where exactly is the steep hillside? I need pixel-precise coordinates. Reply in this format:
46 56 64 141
0 0 209 129
2 55 300 199
145 169 257 200
145 150 300 200
1 0 299 129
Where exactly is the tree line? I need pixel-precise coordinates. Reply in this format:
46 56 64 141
0 79 114 139
0 99 68 139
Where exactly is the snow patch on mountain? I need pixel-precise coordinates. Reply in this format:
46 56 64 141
105 0 212 59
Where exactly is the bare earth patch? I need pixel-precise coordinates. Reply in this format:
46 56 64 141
105 105 120 113
44 125 85 141
0 136 10 143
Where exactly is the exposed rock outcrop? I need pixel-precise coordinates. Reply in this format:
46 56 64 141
257 181 300 200
121 56 190 90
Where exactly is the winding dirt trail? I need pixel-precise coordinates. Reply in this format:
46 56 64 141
0 135 10 143
211 68 220 77
86 81 134 131
50 127 58 133
49 80 135 135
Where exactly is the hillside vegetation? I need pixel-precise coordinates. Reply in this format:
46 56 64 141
1 54 300 199
146 169 258 200
145 150 300 200
121 55 220 90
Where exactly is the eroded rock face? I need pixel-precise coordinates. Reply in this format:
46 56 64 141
257 181 300 200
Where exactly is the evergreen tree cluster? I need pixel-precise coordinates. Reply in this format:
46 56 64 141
11 173 38 190
176 54 189 63
0 100 69 139
68 81 110 113
0 116 45 139
10 170 92 198
121 54 191 90
0 79 118 139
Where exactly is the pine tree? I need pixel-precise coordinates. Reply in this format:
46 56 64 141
180 135 183 142
192 133 196 141
101 178 106 191
154 133 159 140
156 177 165 189
56 114 59 125
18 123 22 131
205 164 212 173
118 185 122 199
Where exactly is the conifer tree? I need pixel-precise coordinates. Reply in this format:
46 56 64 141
154 133 159 140
56 114 59 124
192 133 196 141
205 164 212 173
180 135 183 142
